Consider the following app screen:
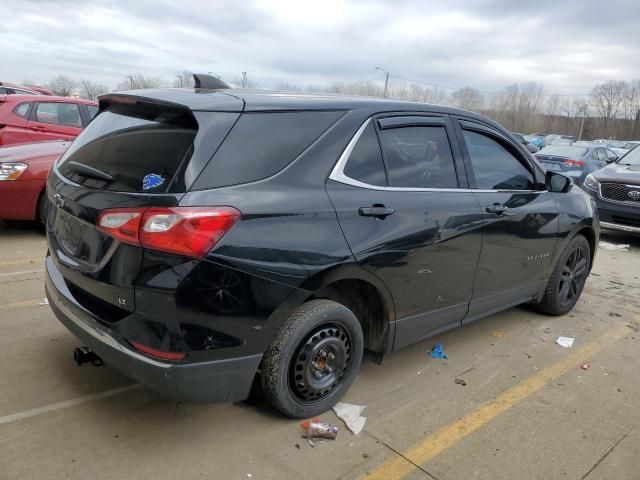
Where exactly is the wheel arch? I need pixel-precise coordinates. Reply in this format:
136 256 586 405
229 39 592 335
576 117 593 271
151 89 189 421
297 263 396 354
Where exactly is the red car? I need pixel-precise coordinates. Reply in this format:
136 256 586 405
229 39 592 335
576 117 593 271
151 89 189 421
0 140 70 223
0 95 98 147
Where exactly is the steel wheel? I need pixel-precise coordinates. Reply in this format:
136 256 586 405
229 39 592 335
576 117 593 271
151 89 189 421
289 324 351 403
558 245 588 307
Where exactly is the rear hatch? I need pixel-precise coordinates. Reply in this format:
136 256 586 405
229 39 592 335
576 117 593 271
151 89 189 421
47 95 239 320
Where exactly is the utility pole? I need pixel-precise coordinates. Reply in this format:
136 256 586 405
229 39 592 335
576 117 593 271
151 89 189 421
177 75 183 88
375 67 390 98
578 103 587 141
126 75 133 89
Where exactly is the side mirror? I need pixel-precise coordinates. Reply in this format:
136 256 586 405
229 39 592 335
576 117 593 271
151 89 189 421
546 170 572 193
606 156 618 163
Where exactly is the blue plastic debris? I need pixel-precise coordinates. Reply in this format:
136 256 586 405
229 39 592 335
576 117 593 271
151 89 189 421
429 343 448 359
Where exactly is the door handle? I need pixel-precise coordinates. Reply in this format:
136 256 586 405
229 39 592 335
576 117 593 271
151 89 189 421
359 205 395 219
29 125 47 131
485 204 508 215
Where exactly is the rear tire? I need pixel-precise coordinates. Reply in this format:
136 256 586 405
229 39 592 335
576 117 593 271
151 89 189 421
536 234 590 316
260 299 364 418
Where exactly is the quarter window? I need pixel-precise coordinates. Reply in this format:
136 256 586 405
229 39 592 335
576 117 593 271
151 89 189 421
13 102 31 118
379 125 458 188
34 102 82 127
343 123 387 186
462 130 534 190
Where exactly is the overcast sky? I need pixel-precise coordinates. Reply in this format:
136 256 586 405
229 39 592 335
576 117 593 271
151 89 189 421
2 0 639 93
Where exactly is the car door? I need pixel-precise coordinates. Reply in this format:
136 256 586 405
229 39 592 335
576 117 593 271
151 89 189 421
27 101 83 141
453 119 560 322
326 114 484 349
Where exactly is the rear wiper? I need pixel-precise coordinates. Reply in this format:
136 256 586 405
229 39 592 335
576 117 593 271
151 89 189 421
67 161 114 182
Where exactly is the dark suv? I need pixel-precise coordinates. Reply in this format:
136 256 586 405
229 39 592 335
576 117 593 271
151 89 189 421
45 77 598 418
581 146 640 234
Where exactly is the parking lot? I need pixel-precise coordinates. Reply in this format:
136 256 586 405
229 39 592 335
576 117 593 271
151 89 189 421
0 222 638 480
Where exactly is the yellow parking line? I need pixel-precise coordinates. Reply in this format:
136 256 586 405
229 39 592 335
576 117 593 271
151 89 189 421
363 325 630 480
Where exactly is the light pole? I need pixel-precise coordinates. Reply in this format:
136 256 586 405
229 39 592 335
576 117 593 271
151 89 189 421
177 75 183 88
375 66 390 98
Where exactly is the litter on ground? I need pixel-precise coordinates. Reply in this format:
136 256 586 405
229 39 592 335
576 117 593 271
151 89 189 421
332 402 367 435
429 343 448 359
599 241 630 252
580 363 590 370
556 336 575 348
39 297 49 305
300 418 338 446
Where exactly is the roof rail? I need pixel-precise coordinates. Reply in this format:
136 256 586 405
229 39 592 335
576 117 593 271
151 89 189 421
192 74 230 90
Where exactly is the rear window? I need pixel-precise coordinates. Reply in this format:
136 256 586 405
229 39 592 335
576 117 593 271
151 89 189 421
542 146 588 157
192 111 343 189
58 104 198 192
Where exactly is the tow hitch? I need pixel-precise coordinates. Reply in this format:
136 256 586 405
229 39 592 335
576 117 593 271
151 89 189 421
73 346 104 367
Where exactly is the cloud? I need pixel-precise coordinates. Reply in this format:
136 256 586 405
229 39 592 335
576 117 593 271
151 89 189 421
1 0 639 93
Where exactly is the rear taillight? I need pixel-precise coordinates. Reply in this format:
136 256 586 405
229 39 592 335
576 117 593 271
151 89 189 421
563 159 585 167
97 206 241 258
96 208 142 245
129 340 186 361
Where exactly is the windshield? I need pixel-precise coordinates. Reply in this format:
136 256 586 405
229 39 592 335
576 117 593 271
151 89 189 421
619 146 640 165
540 146 588 157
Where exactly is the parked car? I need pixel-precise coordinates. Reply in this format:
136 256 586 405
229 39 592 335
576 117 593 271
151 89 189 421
525 134 545 148
512 132 539 153
582 147 640 234
0 140 70 223
545 134 576 145
44 77 598 418
0 94 98 147
0 82 42 95
535 144 618 185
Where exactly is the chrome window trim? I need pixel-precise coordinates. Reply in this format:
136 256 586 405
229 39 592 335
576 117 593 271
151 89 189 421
328 118 547 194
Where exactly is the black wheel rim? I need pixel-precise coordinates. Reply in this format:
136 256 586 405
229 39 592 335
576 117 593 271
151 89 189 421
558 245 588 306
289 324 351 403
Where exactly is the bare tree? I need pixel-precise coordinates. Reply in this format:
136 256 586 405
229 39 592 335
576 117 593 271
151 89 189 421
173 70 196 88
232 72 259 89
116 74 167 91
47 74 77 96
591 80 627 135
79 80 108 100
451 87 484 111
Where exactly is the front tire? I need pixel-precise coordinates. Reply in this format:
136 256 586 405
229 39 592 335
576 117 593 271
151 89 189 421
536 234 590 316
260 299 364 418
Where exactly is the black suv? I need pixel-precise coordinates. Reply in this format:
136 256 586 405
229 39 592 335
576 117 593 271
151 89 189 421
45 76 598 418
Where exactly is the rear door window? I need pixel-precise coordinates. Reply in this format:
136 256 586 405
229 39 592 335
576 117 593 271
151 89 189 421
35 102 82 127
379 125 458 188
57 104 199 192
193 111 343 189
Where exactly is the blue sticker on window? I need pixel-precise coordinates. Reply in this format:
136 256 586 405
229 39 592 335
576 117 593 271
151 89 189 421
143 174 165 190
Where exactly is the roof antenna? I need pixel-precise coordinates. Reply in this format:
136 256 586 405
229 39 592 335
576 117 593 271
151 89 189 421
192 73 231 90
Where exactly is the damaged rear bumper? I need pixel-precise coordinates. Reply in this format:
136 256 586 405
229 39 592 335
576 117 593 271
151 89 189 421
45 255 262 403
